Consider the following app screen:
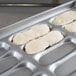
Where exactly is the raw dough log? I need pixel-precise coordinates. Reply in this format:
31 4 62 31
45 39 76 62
64 21 76 32
50 9 76 26
13 24 49 45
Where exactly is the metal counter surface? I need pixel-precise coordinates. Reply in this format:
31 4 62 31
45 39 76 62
0 7 50 28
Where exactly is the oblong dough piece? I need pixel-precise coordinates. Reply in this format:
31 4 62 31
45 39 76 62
25 37 49 54
43 30 64 46
13 24 49 45
51 9 76 26
13 30 35 45
64 21 76 32
31 24 50 38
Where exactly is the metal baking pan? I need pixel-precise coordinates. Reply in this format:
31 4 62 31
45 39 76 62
0 0 76 76
0 50 22 75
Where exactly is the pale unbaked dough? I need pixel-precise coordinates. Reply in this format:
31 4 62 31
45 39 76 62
64 21 76 32
50 9 76 26
25 37 49 54
43 30 64 46
13 24 49 45
25 30 63 54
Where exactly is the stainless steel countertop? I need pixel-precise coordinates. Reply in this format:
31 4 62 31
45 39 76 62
0 0 71 29
0 7 51 28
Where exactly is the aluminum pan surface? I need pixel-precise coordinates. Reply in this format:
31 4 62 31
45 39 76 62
0 0 76 76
